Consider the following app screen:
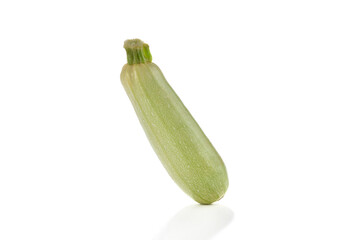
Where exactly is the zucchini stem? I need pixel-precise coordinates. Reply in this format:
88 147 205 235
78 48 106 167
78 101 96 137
124 39 152 65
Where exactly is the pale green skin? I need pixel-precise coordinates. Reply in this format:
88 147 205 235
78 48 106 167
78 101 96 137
121 62 228 204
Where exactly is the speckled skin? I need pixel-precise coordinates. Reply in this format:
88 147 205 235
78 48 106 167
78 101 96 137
120 48 228 204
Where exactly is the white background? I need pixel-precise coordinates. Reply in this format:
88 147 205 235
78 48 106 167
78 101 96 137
0 0 359 239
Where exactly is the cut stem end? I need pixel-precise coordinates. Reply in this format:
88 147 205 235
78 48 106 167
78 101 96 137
124 39 152 65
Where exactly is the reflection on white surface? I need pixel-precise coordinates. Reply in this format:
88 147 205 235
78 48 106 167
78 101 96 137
154 204 233 240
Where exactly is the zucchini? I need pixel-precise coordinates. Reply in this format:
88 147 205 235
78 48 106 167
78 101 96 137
120 39 228 204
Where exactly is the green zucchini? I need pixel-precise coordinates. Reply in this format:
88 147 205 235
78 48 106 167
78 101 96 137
120 39 228 204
